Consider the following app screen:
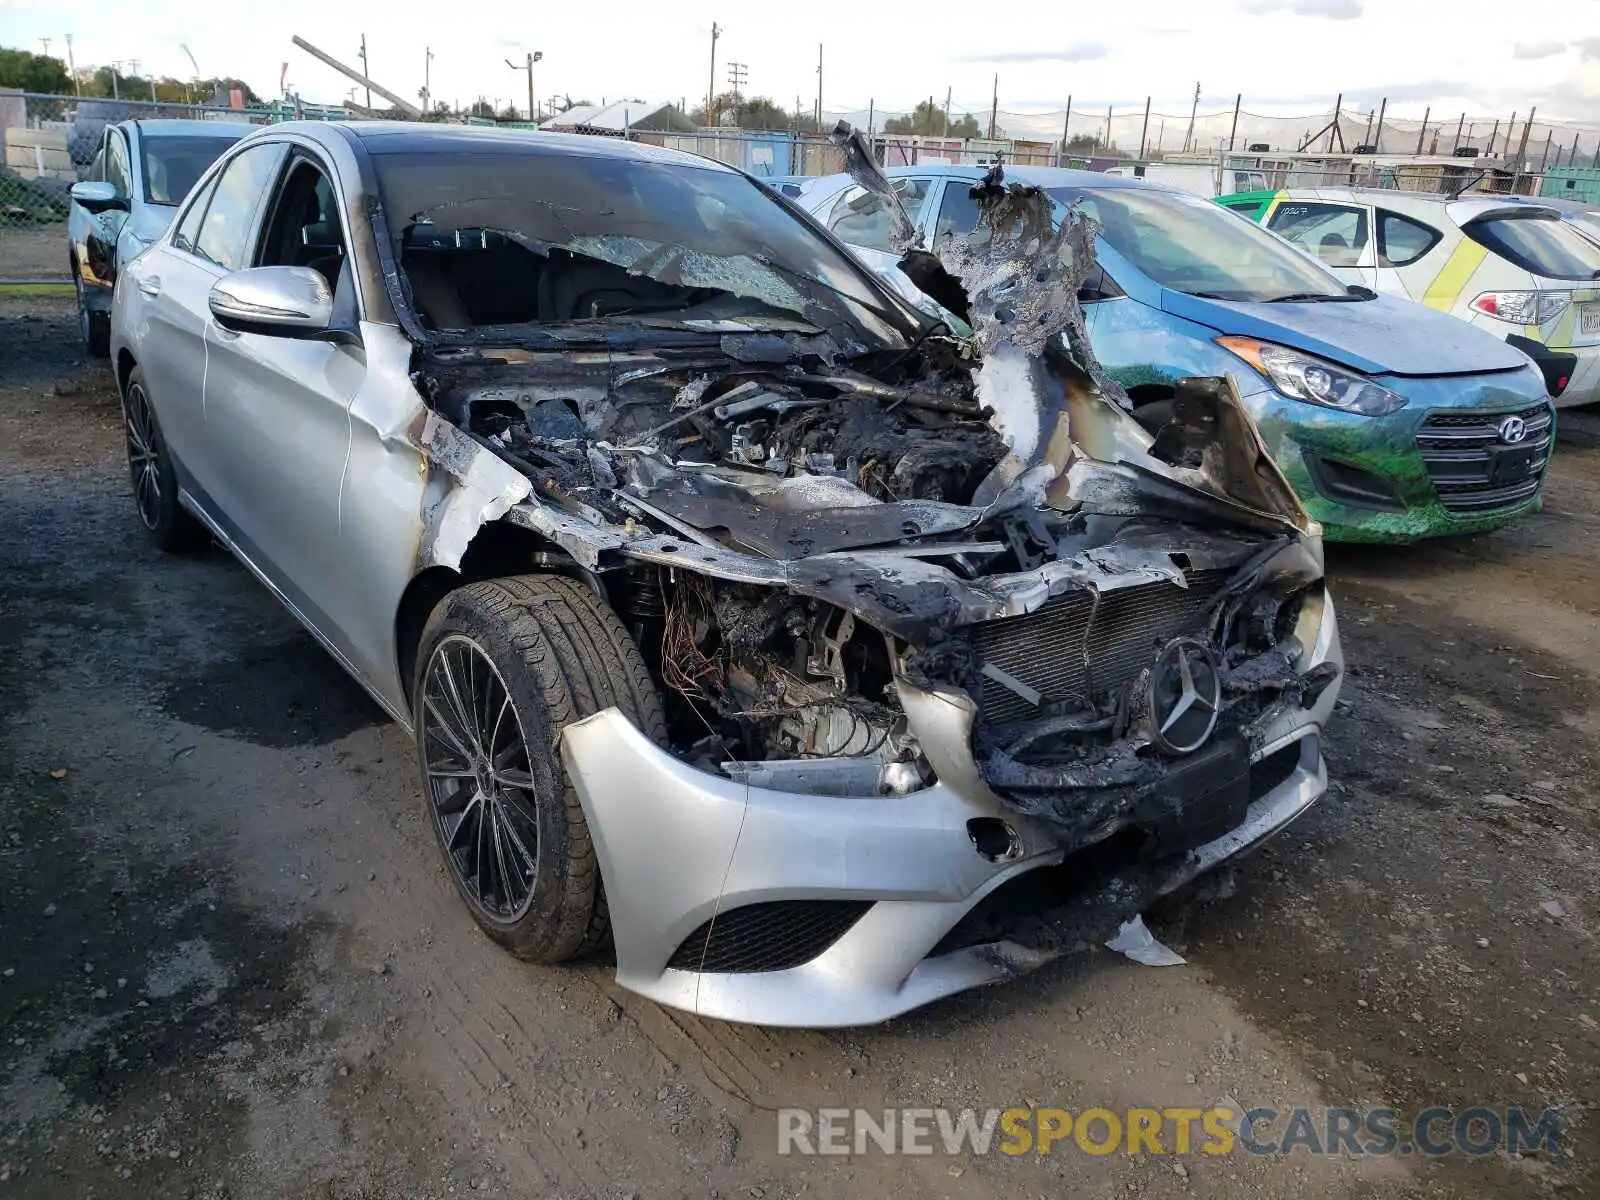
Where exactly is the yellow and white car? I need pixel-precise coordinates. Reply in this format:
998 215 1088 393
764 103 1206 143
1221 188 1600 407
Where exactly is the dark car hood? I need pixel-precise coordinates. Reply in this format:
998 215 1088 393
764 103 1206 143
1160 289 1531 376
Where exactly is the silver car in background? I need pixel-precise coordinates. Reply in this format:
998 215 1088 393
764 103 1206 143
67 119 250 355
110 123 1342 1026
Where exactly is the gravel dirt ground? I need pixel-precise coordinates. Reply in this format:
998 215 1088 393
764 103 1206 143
1 293 1597 1200
0 229 68 282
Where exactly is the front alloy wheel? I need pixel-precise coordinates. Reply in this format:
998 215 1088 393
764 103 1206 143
420 635 540 920
412 576 666 962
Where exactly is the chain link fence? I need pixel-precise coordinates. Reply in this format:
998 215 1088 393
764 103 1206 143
0 92 307 284
10 85 1598 284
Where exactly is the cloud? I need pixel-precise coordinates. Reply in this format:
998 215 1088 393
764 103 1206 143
954 43 1110 64
1513 40 1566 60
1576 37 1600 60
1242 0 1362 17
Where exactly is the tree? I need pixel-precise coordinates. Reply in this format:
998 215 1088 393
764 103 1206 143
883 99 981 139
496 105 521 122
468 99 495 118
1061 133 1127 159
0 48 72 93
735 97 792 131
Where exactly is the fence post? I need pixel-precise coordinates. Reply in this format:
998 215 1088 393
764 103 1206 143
1415 106 1429 155
1138 96 1151 159
1228 93 1241 152
1328 93 1342 152
1373 98 1387 152
1058 95 1072 166
1504 112 1517 157
1453 112 1465 153
1515 106 1536 167
867 98 873 140
1569 133 1581 167
1538 128 1554 173
1488 119 1500 157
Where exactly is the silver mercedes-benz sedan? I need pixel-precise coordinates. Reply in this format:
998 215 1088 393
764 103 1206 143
110 121 1342 1026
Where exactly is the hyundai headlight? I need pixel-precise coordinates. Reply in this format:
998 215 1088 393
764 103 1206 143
1218 337 1407 416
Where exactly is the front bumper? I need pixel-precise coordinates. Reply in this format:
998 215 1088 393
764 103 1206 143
559 594 1343 1028
1246 368 1554 544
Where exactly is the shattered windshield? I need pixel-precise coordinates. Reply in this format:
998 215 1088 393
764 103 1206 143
371 147 917 347
1049 185 1350 302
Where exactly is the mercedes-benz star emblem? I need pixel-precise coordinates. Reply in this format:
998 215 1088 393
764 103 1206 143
1147 637 1222 756
1498 415 1529 445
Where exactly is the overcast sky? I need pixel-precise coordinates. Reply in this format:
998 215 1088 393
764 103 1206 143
6 0 1600 122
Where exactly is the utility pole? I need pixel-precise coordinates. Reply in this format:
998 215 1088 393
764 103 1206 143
988 73 999 140
1182 81 1199 153
65 34 79 95
706 22 720 125
1105 104 1112 152
815 43 823 132
1139 96 1151 159
422 46 433 113
39 37 51 59
1228 92 1241 151
726 61 747 124
1415 106 1430 156
1453 112 1465 154
1373 97 1388 151
944 86 952 138
1515 106 1537 166
1057 95 1072 166
505 51 542 122
359 35 371 110
1504 112 1517 157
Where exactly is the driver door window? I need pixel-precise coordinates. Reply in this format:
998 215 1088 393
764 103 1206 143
1267 202 1369 267
255 156 348 297
826 178 931 252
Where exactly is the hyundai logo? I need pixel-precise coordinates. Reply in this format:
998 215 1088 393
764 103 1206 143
1498 415 1529 444
1146 637 1222 756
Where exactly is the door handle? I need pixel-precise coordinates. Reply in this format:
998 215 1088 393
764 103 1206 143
138 275 161 298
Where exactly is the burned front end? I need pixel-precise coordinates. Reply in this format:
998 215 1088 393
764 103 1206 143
411 142 1342 1025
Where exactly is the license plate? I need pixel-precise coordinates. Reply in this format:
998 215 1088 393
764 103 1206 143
1490 444 1543 485
1581 305 1600 336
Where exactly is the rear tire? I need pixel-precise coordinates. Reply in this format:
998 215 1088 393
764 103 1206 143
122 366 208 554
75 270 110 358
413 576 666 963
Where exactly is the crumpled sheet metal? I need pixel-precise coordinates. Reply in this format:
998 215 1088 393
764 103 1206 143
827 121 918 254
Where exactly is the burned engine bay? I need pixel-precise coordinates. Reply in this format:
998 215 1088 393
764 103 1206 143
411 128 1336 850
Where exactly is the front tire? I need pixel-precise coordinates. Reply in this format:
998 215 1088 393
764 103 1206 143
74 270 110 358
122 366 208 554
413 576 666 963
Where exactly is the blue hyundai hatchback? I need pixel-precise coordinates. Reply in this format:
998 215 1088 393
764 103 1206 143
796 165 1555 543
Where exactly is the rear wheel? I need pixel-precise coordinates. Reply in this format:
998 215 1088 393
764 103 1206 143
122 367 208 554
74 269 110 358
413 576 665 962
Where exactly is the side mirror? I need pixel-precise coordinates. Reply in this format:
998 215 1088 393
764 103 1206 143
70 180 127 214
209 266 337 340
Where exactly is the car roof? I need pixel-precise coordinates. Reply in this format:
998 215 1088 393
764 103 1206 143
124 118 256 137
883 163 1160 190
315 121 735 173
804 162 1180 199
1512 194 1600 215
1276 186 1538 213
